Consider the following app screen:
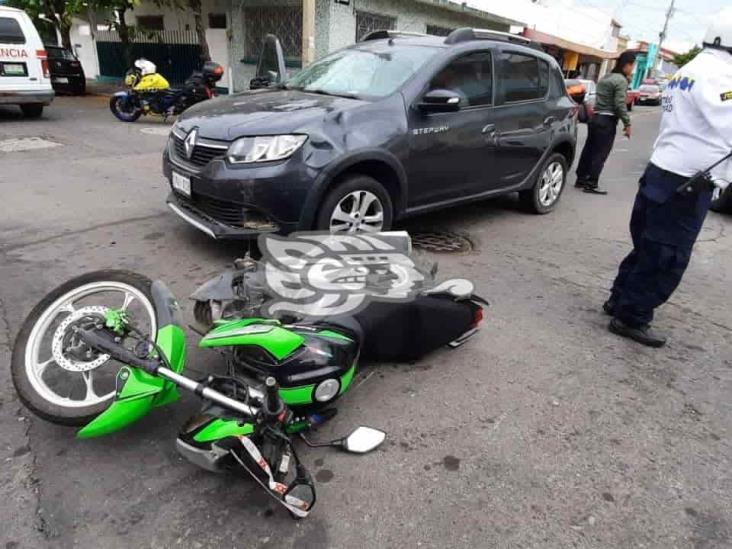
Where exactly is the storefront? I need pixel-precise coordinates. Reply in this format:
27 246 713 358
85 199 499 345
522 27 618 80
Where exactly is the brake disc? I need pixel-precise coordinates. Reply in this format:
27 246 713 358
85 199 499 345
51 306 111 372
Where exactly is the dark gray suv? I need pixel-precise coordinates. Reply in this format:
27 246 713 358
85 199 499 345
164 28 578 238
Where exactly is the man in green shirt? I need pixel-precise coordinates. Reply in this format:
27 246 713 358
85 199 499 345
575 51 636 194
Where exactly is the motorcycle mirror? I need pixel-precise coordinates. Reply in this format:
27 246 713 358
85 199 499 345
285 481 316 513
341 426 386 454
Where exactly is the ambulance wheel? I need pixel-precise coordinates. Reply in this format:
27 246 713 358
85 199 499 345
21 104 44 118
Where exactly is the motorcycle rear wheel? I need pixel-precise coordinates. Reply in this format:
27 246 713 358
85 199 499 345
11 270 158 426
109 95 143 122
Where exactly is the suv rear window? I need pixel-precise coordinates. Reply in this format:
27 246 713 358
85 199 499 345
498 52 548 103
0 17 25 44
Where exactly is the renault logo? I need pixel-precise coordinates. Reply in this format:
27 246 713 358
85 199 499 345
184 128 198 159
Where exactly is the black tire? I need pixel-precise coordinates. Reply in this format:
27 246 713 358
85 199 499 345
710 186 732 213
20 104 44 118
109 95 142 122
73 80 86 96
315 174 393 233
519 153 568 214
11 270 157 426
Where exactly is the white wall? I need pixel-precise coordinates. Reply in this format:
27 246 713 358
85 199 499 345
69 17 99 78
328 0 509 52
206 28 229 82
123 0 231 32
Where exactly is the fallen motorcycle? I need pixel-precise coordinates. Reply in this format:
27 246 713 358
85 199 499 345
11 237 485 517
109 58 223 123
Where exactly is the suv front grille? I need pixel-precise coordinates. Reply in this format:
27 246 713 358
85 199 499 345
188 194 277 230
172 131 227 168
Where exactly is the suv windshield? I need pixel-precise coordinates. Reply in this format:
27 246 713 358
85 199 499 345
287 44 438 99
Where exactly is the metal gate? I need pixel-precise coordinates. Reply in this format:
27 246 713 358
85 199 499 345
96 30 203 84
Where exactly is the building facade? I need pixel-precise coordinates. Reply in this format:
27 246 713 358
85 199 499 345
71 0 521 91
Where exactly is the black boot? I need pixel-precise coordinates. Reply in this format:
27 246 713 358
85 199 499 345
583 184 608 195
575 176 588 188
602 299 616 316
608 318 667 348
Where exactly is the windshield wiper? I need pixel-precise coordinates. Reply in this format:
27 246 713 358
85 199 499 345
303 88 360 100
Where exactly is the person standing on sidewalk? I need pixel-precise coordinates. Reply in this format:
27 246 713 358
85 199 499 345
575 51 636 195
604 12 732 348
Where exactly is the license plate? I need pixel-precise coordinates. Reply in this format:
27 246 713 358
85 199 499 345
52 77 68 83
172 172 191 197
3 63 25 76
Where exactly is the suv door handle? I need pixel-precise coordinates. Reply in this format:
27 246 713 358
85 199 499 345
481 124 496 135
543 116 557 127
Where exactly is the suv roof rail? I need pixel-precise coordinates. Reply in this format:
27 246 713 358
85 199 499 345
444 27 532 46
361 29 427 42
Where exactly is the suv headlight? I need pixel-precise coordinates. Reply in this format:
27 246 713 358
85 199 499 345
227 135 307 164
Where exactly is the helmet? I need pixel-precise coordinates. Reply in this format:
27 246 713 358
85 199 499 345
703 8 732 52
133 58 157 76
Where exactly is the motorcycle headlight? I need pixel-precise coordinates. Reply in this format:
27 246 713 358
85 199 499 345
227 135 307 164
314 378 340 403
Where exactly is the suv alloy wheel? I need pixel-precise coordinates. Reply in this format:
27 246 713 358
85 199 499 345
519 153 567 214
316 174 393 233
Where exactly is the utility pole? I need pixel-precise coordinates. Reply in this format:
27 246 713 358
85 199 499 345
652 0 675 77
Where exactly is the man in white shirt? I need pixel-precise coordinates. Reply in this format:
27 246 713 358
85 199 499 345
604 12 732 347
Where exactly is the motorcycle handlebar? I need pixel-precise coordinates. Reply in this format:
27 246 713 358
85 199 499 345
265 377 283 416
77 329 159 375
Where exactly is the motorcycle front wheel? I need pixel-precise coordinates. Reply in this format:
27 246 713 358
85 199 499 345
109 95 143 122
11 270 158 425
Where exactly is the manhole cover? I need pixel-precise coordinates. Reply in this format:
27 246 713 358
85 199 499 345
411 232 472 253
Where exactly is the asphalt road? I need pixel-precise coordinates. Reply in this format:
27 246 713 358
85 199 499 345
1 97 731 549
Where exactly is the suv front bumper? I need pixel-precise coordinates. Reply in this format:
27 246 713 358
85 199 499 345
166 192 281 239
163 142 314 239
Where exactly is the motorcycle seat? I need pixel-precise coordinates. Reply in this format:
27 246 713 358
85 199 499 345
312 315 363 343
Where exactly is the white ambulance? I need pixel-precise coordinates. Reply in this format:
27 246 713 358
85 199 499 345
0 6 53 117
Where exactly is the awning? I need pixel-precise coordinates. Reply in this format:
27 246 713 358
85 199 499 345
522 28 619 60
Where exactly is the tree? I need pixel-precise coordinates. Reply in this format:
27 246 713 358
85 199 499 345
155 0 210 62
88 0 139 67
6 0 83 48
186 0 210 62
672 46 701 68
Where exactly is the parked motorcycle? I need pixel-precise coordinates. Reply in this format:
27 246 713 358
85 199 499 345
109 58 223 122
10 238 485 518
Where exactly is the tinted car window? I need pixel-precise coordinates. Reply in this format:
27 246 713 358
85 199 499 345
0 17 25 44
287 44 437 99
430 51 493 107
47 48 76 61
498 52 546 103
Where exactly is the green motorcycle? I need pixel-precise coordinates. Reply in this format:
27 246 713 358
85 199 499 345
11 270 386 518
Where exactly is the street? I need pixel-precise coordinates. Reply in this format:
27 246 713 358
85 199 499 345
1 97 731 548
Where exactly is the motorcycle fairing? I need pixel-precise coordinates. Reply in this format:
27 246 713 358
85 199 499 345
77 322 186 439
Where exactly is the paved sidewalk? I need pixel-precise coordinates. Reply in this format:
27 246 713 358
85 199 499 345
85 79 124 96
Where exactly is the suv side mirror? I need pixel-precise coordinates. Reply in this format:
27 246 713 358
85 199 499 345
418 89 461 113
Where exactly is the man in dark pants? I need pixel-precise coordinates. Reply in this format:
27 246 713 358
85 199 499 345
575 115 620 190
575 51 636 194
606 166 713 347
605 15 732 347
